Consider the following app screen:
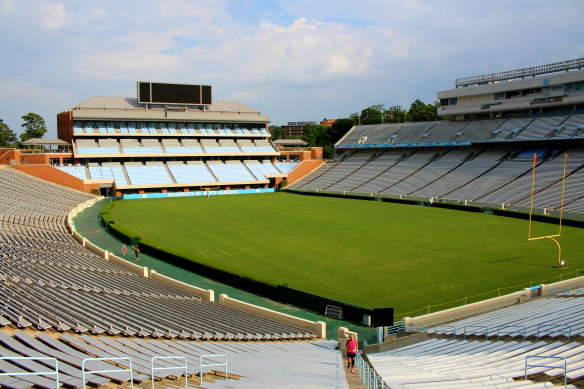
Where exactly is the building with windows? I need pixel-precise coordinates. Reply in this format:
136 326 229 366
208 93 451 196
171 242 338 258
52 82 304 196
283 121 316 138
438 58 584 120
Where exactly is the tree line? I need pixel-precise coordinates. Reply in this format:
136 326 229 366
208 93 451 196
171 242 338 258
0 113 48 147
269 99 441 158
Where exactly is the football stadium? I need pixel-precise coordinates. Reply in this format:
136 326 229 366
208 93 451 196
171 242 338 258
0 59 584 388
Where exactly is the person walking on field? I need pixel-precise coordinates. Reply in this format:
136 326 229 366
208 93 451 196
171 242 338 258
346 334 358 373
121 243 127 257
134 245 140 261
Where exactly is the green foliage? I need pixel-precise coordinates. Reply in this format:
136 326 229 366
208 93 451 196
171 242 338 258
330 118 354 143
268 125 286 140
0 119 17 147
20 112 47 142
278 179 288 188
360 104 384 125
385 105 407 123
107 193 584 312
407 99 441 122
90 188 100 196
301 124 330 146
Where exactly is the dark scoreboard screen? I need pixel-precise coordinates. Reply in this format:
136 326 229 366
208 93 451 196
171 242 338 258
138 82 212 105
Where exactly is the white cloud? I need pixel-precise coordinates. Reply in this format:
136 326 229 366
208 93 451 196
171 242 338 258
0 0 583 130
38 2 66 30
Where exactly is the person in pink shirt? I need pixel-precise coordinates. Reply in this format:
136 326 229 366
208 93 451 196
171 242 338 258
346 334 358 373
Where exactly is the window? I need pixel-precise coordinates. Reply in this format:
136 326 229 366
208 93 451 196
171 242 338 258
564 81 584 93
494 92 505 100
440 97 457 106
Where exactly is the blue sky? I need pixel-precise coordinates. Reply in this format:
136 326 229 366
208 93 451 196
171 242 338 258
0 0 583 137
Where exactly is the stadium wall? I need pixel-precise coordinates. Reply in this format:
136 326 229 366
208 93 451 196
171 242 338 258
14 164 100 194
219 294 326 338
404 275 584 329
285 160 326 185
284 189 584 226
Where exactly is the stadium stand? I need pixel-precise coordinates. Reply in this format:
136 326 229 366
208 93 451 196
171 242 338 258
0 167 352 387
274 161 300 174
354 290 584 388
167 161 217 185
57 166 88 180
335 114 584 148
54 92 292 195
290 113 584 217
0 168 315 341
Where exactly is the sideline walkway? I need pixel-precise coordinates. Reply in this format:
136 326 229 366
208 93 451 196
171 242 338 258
73 198 376 342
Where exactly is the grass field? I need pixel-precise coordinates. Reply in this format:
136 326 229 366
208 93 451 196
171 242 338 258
108 192 584 317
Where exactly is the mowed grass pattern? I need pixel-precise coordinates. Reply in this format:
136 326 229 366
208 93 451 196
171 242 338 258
109 193 584 314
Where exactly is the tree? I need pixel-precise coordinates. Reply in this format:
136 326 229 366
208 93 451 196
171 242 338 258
301 124 336 158
20 112 47 142
330 118 354 144
301 124 330 147
385 105 407 123
360 104 384 125
407 99 440 122
0 119 17 147
268 125 287 140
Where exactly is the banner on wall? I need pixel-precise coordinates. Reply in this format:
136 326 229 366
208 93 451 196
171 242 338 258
122 188 275 200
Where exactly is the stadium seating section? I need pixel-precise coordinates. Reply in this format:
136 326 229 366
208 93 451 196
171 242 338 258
0 169 313 341
59 159 299 186
0 168 347 387
64 121 291 188
366 290 584 387
336 113 584 148
291 114 584 215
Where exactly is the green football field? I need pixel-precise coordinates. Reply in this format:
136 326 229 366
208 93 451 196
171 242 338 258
107 192 584 317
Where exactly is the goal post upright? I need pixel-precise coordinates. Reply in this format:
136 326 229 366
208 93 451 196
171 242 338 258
527 152 568 267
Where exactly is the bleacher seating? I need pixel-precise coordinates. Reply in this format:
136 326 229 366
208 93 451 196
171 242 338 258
0 168 315 341
274 161 300 174
88 163 128 186
125 162 173 185
367 337 581 388
291 142 584 215
245 160 280 180
336 113 584 148
167 161 217 184
361 291 584 388
207 161 257 182
0 331 343 388
58 166 88 180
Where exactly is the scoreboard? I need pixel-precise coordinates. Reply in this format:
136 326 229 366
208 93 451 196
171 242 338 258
138 82 212 105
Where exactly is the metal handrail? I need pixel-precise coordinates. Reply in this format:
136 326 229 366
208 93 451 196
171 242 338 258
82 357 133 389
455 58 584 87
151 356 187 389
463 325 489 341
536 324 572 341
0 357 59 388
433 325 456 339
199 354 227 385
497 325 526 341
356 351 387 389
525 355 567 386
